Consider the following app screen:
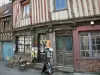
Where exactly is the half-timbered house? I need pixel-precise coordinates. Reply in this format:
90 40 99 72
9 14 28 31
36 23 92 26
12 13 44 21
50 0 100 73
0 3 13 60
12 0 50 62
13 0 100 73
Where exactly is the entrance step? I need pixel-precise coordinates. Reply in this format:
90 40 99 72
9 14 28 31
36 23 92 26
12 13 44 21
57 66 74 72
33 63 74 73
33 63 57 71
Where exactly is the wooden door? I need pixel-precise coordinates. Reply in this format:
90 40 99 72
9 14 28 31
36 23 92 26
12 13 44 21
56 36 73 66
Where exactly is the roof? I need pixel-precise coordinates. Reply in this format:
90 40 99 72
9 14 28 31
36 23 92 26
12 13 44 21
0 2 12 18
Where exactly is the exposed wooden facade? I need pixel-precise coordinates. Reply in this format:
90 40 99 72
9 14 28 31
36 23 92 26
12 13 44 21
12 0 100 73
0 3 12 41
13 0 100 28
0 3 13 60
0 16 12 41
13 0 50 28
50 0 100 20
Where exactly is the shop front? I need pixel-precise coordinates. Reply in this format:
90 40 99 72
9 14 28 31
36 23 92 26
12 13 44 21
14 30 32 61
73 25 100 72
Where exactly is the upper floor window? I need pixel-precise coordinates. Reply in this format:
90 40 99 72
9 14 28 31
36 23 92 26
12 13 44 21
55 0 67 11
23 4 30 18
21 0 30 18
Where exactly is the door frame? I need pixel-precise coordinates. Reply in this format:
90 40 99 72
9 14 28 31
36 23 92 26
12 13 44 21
2 42 13 60
38 33 47 62
56 35 74 66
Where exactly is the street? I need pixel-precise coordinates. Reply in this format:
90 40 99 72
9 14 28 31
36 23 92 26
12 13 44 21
0 61 99 75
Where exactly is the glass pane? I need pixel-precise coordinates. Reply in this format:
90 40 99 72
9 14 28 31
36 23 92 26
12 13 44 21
81 51 85 57
92 51 97 57
19 48 24 52
92 51 100 58
55 0 61 10
91 32 96 37
66 37 72 52
39 34 46 52
91 38 95 44
80 37 89 50
97 45 100 50
97 51 100 58
25 45 31 53
61 0 67 9
81 45 84 50
96 36 100 44
86 51 90 57
56 37 63 49
26 4 30 15
92 45 96 50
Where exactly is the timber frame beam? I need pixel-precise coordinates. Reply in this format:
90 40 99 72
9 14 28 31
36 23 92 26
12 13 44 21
13 15 100 31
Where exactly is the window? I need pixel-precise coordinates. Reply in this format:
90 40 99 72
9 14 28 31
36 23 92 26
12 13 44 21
22 4 30 18
39 34 46 52
56 36 72 52
55 0 67 11
17 35 32 53
80 32 100 58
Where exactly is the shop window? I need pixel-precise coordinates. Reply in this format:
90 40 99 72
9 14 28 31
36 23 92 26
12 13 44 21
80 32 100 58
17 35 32 53
55 0 67 11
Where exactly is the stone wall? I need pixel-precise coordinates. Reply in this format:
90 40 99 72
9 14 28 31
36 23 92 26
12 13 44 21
0 44 2 60
0 53 2 60
14 53 31 62
80 59 100 72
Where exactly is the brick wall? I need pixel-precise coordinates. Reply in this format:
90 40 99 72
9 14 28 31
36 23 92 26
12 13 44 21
80 59 100 72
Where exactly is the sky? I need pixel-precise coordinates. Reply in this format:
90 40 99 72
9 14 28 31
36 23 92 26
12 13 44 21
0 0 10 6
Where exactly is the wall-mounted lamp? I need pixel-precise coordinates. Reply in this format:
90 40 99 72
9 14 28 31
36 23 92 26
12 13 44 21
90 21 94 25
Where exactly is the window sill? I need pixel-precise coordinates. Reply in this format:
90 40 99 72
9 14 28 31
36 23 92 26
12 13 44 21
53 8 68 12
81 57 100 60
21 16 30 20
15 52 31 56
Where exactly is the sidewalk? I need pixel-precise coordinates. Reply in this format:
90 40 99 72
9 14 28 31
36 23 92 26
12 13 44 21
0 61 99 75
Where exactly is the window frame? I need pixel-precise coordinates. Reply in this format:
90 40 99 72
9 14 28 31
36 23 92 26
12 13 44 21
22 4 30 18
54 0 67 11
80 32 100 58
20 0 30 19
17 35 32 53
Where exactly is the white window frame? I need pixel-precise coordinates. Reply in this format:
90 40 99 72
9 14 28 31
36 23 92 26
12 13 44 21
23 4 30 18
80 32 100 58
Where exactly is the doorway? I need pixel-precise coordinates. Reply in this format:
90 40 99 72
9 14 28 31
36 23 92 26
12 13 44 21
38 34 47 62
56 36 73 66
